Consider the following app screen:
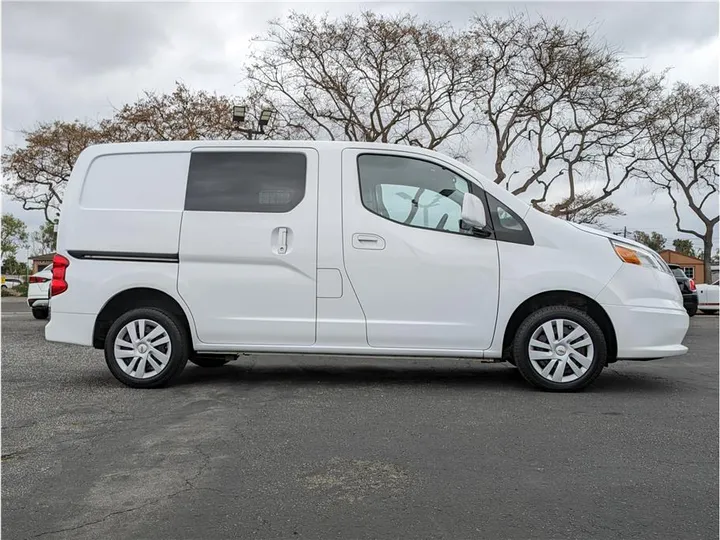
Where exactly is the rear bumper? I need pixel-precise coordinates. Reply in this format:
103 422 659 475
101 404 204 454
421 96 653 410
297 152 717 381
45 312 94 346
28 298 49 308
602 303 689 360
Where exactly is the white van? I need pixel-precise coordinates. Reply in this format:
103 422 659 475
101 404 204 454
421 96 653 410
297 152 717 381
45 141 689 391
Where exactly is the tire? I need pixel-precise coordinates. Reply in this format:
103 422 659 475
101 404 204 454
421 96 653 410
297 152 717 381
700 310 719 315
686 305 697 317
189 355 230 368
513 306 607 392
32 308 49 320
104 307 189 389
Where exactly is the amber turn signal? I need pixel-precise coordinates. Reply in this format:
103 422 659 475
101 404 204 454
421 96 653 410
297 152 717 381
613 244 641 265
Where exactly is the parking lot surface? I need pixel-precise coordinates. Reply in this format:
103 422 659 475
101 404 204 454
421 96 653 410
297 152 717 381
2 298 718 539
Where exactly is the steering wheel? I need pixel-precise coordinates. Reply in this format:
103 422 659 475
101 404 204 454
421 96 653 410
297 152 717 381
435 213 449 230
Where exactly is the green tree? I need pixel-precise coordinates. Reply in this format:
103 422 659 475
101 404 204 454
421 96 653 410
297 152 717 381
1 254 29 276
697 248 719 264
31 221 57 255
1 213 28 258
672 239 697 258
632 231 667 252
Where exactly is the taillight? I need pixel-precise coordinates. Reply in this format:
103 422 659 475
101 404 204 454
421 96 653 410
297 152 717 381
51 254 70 296
29 276 49 284
689 279 696 292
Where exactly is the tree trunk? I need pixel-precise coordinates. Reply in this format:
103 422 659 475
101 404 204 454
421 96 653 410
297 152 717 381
703 234 714 283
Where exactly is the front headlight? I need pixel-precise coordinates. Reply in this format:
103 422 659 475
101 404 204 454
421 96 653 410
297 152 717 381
609 239 669 273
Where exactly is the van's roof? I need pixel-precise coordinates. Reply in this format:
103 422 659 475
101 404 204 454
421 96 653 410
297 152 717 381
83 139 440 156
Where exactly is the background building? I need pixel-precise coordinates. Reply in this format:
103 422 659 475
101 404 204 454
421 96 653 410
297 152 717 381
659 250 707 283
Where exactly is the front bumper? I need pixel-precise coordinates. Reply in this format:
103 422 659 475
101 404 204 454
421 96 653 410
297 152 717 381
602 303 689 360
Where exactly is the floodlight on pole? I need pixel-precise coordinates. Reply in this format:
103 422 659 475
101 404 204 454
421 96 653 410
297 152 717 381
258 108 274 128
232 105 247 123
231 105 275 139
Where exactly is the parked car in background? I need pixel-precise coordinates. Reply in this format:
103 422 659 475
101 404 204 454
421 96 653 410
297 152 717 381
45 140 689 392
28 264 52 319
668 264 698 316
1 277 23 289
696 280 719 315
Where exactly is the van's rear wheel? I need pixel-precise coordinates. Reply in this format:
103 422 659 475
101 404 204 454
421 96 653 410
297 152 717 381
513 306 606 392
104 307 189 388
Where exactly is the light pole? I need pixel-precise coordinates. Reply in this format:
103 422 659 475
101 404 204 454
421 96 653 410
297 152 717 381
231 105 275 139
53 216 59 251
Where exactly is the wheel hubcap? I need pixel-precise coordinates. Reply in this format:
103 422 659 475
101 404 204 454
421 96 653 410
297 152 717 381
113 319 172 380
528 319 594 384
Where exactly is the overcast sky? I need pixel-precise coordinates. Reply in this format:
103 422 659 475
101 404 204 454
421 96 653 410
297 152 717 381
2 1 718 255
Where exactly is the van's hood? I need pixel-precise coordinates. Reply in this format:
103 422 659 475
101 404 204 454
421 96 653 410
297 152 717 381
568 222 655 253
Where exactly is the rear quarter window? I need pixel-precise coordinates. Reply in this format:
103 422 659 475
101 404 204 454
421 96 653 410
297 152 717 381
79 152 190 210
185 151 307 213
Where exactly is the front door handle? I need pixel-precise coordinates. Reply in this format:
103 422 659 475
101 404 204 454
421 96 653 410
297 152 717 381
352 233 386 250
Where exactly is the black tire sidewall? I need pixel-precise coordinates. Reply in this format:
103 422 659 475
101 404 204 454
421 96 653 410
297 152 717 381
513 306 607 392
104 307 189 388
189 357 229 368
32 308 49 320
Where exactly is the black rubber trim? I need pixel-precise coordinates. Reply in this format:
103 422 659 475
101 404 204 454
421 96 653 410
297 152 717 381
67 250 179 263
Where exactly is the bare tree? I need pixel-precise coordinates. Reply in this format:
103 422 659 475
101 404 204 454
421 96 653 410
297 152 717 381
538 192 624 228
107 82 283 142
2 82 268 220
639 83 719 282
246 11 476 156
2 121 108 222
466 14 664 216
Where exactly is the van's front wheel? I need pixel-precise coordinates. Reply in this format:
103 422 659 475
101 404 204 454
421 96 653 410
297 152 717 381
513 306 606 392
104 308 189 388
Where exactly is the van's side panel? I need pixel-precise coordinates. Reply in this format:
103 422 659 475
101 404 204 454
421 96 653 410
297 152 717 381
177 147 319 347
73 152 189 254
45 261 192 346
314 148 368 347
47 148 192 346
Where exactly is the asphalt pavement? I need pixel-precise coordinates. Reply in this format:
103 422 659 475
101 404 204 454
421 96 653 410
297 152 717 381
2 298 718 539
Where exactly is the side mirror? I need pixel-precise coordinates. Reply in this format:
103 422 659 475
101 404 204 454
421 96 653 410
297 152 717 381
461 192 487 230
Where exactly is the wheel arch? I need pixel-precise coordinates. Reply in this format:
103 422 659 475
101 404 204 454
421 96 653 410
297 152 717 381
93 287 194 349
502 290 617 363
